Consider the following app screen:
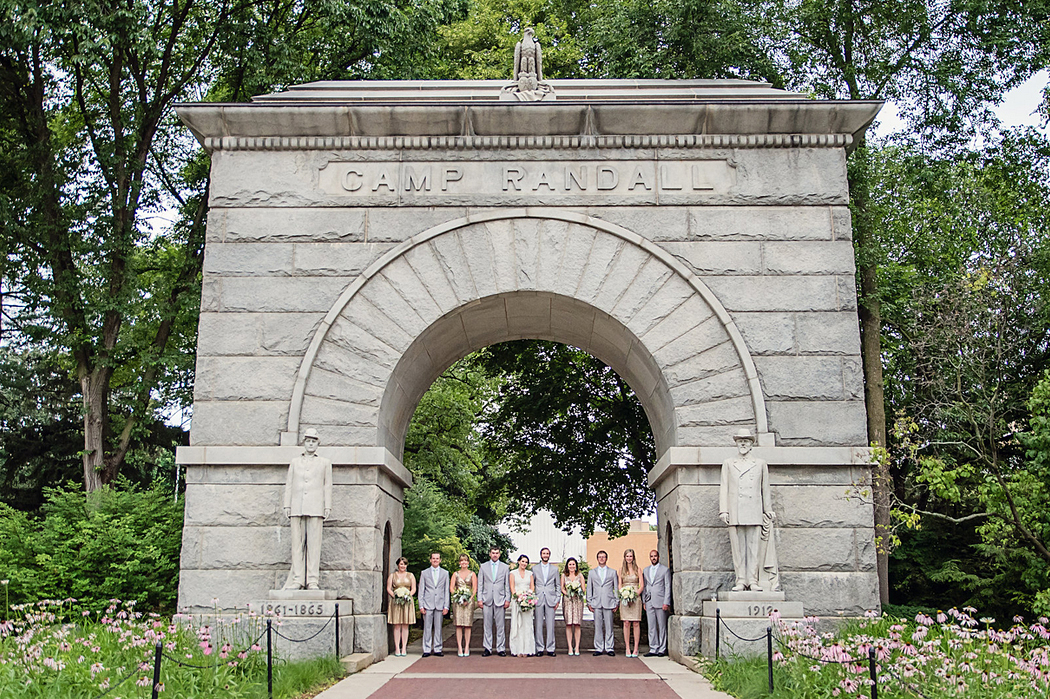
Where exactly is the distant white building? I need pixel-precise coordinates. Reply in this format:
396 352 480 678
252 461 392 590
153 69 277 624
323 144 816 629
501 510 586 563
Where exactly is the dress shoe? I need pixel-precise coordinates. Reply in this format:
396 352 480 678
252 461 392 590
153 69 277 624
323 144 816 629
658 652 668 657
434 652 443 657
422 653 430 658
498 651 507 657
593 651 603 656
482 649 491 657
644 652 658 657
547 651 556 657
607 651 615 657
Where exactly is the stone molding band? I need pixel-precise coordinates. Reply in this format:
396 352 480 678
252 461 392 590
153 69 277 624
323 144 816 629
202 133 853 153
648 445 872 487
175 445 413 488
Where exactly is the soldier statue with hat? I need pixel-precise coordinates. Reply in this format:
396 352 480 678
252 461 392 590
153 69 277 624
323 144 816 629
719 428 780 592
283 428 333 590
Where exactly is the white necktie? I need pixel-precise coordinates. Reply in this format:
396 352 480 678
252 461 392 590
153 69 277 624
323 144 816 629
599 567 606 584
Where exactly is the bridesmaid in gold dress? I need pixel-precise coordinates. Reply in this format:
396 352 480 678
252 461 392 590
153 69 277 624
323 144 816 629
386 557 417 657
619 549 645 657
560 557 585 655
450 553 478 656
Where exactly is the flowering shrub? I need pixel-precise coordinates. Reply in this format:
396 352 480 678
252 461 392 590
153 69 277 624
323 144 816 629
0 598 306 698
756 607 1050 698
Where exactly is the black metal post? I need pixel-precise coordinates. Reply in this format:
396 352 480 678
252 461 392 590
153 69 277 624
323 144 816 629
715 608 720 660
766 626 774 693
267 619 274 699
868 647 878 699
151 641 162 699
335 603 340 658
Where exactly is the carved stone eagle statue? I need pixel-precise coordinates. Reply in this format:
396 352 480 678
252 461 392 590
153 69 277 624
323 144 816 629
501 27 555 101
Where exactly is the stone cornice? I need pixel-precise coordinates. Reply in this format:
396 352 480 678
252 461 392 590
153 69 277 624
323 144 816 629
648 445 873 488
199 133 853 152
176 94 882 153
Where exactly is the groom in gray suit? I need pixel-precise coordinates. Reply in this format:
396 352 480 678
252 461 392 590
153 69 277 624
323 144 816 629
477 546 510 656
642 549 672 656
587 550 619 656
533 547 560 656
419 552 450 657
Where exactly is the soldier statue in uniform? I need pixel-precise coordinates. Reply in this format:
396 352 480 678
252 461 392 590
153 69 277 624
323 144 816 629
283 428 333 590
719 428 776 591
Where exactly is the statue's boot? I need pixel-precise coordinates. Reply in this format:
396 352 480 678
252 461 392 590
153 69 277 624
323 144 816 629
731 580 746 592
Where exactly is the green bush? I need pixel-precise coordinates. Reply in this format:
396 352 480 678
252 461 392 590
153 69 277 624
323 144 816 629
0 482 183 614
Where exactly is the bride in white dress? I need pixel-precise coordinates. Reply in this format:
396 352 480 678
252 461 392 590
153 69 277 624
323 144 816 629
509 554 536 657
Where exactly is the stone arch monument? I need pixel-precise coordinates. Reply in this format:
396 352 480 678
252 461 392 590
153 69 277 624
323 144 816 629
175 79 881 660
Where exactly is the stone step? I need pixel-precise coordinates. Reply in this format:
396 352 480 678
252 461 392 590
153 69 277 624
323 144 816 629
340 652 374 674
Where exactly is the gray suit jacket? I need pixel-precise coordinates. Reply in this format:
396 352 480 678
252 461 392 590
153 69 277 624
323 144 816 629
478 560 510 605
643 563 672 608
587 566 619 609
532 563 560 607
419 566 450 610
719 456 772 526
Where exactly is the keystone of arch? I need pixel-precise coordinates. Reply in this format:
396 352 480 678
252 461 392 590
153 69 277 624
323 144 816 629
282 209 771 456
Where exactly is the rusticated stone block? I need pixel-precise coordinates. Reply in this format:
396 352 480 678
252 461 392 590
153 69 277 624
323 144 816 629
766 401 867 446
763 241 855 275
670 615 702 660
221 207 367 242
731 312 796 355
753 356 846 400
774 485 874 528
190 401 287 446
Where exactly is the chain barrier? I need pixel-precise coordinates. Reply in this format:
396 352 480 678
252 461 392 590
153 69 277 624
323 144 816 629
769 628 862 666
89 666 140 699
160 627 268 669
272 612 335 643
716 615 769 643
771 626 938 699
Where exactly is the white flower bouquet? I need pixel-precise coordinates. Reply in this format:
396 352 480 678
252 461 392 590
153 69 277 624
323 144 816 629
515 591 538 612
452 587 474 606
393 588 413 606
564 580 585 600
617 585 638 604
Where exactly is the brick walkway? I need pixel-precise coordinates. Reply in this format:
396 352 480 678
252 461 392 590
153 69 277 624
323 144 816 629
315 620 732 699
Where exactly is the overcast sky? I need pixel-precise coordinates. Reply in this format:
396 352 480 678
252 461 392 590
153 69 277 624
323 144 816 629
872 69 1049 140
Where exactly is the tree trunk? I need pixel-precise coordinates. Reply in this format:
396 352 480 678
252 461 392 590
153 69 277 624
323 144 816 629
849 146 891 606
80 369 109 493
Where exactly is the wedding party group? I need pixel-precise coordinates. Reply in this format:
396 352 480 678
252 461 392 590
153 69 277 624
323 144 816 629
385 545 673 659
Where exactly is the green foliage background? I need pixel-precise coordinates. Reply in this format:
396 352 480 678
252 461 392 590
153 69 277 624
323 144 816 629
0 483 183 612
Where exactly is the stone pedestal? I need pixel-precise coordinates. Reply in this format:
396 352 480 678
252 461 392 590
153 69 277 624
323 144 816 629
700 591 804 658
262 590 353 660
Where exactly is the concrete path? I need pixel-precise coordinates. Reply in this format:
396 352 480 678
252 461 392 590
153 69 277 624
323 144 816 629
316 620 731 699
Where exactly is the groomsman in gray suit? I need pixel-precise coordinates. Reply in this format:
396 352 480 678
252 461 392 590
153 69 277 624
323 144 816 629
587 550 619 656
533 547 560 656
642 549 672 657
477 546 510 656
419 552 450 657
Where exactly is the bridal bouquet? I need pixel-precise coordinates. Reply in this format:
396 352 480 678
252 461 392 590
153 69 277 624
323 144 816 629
452 587 474 606
564 580 585 600
515 591 538 612
617 585 639 604
394 588 413 605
